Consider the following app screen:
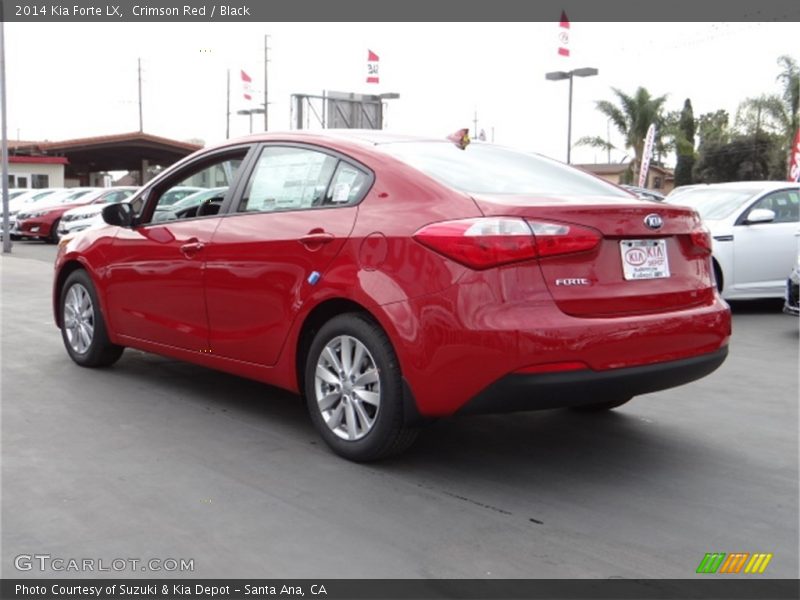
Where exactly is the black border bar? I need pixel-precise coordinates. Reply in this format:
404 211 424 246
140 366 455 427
2 0 800 22
2 579 800 599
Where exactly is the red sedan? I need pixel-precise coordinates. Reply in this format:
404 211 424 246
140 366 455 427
53 131 731 461
14 188 101 243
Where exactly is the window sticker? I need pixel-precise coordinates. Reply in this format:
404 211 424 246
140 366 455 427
332 182 352 202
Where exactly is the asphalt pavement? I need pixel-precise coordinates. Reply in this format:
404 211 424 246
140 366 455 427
1 241 798 579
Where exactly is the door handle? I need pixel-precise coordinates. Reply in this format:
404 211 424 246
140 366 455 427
180 240 205 256
299 232 335 246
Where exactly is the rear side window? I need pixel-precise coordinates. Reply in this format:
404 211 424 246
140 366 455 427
378 141 630 197
239 147 339 213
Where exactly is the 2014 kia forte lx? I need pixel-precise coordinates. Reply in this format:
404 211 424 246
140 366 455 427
54 131 731 461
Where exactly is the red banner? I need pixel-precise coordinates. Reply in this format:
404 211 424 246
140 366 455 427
241 70 253 102
366 50 379 84
558 11 570 57
790 127 800 182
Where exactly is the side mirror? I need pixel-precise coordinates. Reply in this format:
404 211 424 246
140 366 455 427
745 208 775 224
102 202 134 227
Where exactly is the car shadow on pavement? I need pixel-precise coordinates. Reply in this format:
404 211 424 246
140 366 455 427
111 349 726 488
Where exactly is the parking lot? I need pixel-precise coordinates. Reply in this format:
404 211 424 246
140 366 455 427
1 241 798 579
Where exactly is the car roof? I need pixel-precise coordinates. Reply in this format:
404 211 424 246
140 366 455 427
218 129 453 150
673 181 799 192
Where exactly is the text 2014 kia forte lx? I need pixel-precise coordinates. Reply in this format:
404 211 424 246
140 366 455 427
54 131 731 461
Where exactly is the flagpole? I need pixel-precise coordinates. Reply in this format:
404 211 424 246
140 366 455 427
264 34 270 131
226 69 230 139
1 8 11 254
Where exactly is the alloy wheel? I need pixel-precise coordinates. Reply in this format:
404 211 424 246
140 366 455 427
63 283 95 354
314 335 381 441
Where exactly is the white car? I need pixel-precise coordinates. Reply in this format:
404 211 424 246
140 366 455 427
58 187 139 238
666 181 800 300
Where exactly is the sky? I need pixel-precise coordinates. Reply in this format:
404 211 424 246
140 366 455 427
4 21 797 166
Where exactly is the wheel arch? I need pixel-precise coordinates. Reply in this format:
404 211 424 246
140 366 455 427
53 259 102 328
712 256 724 293
293 296 424 428
295 298 383 397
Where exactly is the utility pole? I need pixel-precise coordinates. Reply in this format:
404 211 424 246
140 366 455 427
473 108 478 139
264 34 270 131
138 58 143 133
226 69 230 139
1 8 11 254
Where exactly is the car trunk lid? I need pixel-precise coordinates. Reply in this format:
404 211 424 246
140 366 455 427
472 194 716 317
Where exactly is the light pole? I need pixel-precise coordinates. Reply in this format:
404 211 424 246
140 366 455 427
545 67 598 164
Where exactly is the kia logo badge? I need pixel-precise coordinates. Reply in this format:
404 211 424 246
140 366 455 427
644 214 663 230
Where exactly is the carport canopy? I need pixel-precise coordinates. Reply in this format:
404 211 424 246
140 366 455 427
12 132 203 181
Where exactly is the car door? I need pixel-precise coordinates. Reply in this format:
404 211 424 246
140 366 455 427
104 146 253 352
733 188 800 295
204 144 371 366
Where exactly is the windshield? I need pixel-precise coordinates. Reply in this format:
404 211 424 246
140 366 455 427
667 187 758 220
378 141 630 197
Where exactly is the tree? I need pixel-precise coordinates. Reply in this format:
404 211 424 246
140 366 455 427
693 132 784 183
696 110 730 147
776 54 799 137
579 87 667 183
734 56 799 177
673 99 695 186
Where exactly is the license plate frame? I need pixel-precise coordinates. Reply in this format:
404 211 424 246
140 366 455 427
620 239 670 280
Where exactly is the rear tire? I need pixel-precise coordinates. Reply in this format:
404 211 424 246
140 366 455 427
571 396 633 411
304 313 418 461
60 270 124 367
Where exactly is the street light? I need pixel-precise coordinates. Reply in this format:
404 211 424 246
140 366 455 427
545 67 598 164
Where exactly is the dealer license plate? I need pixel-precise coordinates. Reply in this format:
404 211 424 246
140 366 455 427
620 239 670 280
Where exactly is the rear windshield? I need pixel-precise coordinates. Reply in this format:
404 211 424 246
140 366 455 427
378 141 630 197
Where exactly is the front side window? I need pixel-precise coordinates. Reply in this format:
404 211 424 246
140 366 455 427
142 152 246 223
239 147 340 213
748 190 800 224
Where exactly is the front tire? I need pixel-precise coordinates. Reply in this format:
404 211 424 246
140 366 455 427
60 270 124 367
304 313 418 461
47 218 61 244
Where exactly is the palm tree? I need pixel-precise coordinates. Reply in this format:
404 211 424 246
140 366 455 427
776 54 799 136
735 55 798 177
577 87 667 184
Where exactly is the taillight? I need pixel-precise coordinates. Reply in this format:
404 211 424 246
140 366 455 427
413 218 536 270
413 217 601 270
689 228 712 255
527 220 601 258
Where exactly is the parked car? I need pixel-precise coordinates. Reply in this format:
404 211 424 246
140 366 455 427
54 131 731 461
621 184 666 202
153 187 228 223
665 181 800 300
6 188 31 201
58 187 139 238
2 188 62 236
13 188 101 242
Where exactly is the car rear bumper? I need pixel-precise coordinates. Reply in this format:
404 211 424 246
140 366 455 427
386 270 731 417
457 346 728 415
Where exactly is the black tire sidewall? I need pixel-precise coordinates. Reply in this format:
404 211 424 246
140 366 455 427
48 218 61 244
304 314 405 461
